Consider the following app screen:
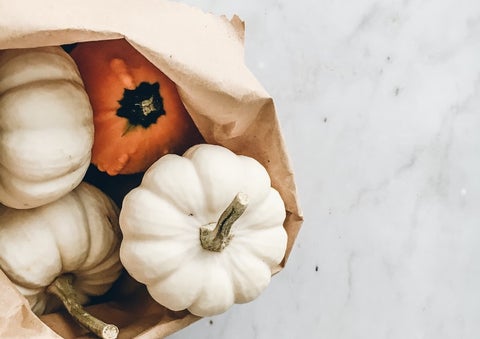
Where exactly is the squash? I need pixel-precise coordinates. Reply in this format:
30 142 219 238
0 46 94 209
119 144 288 317
70 39 204 176
0 182 122 339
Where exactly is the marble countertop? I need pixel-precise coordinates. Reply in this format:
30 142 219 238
168 1 480 338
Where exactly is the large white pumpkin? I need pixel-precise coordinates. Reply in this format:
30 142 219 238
119 144 288 317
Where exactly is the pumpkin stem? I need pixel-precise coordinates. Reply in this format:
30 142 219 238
200 192 249 252
46 274 119 339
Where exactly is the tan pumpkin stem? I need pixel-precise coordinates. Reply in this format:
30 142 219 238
200 192 249 252
46 274 119 339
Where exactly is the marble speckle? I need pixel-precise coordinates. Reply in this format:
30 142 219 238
167 0 480 338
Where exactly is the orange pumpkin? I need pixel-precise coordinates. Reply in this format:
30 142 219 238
70 39 203 175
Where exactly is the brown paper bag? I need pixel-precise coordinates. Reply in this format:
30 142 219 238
0 0 303 337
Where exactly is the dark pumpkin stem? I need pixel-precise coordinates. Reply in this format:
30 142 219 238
117 81 166 131
200 192 249 252
46 274 119 339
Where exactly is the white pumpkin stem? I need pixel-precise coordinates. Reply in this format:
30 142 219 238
200 192 249 252
46 274 119 339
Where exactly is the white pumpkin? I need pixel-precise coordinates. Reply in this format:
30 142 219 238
0 182 122 339
0 46 94 209
119 144 288 317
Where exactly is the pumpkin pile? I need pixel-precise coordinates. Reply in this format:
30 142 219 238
0 39 288 338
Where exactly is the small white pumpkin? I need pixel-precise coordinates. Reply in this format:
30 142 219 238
0 46 94 209
119 144 288 317
0 182 122 339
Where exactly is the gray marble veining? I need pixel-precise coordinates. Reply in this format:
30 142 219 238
168 1 480 338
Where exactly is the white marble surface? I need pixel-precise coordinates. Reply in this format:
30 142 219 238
168 1 480 338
